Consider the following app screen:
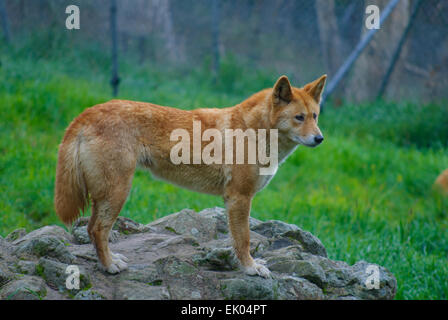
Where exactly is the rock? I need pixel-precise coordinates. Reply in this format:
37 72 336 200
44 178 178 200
0 207 397 300
300 253 397 300
149 209 218 242
116 280 170 300
119 264 161 284
201 232 269 259
153 255 223 299
221 277 275 300
0 266 12 288
74 289 105 300
266 258 326 288
252 220 327 257
267 236 301 251
0 276 46 300
72 226 120 245
14 236 75 264
12 225 73 245
263 245 303 260
196 247 239 271
5 228 27 242
37 258 91 292
191 290 202 299
72 226 91 245
305 254 355 288
277 276 324 300
14 260 37 275
155 256 198 277
113 216 153 234
251 220 298 238
282 229 327 258
349 261 397 300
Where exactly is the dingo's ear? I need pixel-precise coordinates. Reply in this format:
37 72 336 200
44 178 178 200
273 75 293 105
304 74 327 104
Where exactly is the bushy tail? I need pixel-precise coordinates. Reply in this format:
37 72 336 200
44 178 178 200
54 137 89 225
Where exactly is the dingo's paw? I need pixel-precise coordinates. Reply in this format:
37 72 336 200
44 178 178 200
112 252 129 263
101 253 129 274
244 259 271 278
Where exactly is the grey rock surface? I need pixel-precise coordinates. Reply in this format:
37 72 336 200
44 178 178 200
13 236 75 264
0 207 397 300
5 228 27 242
72 226 120 245
1 276 47 300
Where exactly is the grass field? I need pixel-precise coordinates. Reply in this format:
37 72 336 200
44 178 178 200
1 39 447 299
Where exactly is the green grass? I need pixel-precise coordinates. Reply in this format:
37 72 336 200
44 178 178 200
1 38 447 299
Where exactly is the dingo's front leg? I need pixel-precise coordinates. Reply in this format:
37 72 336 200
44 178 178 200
224 192 271 278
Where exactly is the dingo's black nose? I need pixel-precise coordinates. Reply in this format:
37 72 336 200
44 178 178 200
314 135 324 144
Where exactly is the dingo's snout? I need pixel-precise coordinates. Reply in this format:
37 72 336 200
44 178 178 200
301 133 324 148
300 133 324 147
314 134 324 145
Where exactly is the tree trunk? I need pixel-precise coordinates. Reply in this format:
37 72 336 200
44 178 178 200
315 0 343 78
346 0 411 102
151 0 183 62
117 0 183 63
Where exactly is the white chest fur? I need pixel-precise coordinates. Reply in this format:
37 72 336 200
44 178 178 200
255 143 298 193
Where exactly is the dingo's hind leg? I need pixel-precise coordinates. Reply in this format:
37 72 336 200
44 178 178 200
87 176 133 274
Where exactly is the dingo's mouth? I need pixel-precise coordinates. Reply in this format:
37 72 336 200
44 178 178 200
293 135 324 148
304 143 321 148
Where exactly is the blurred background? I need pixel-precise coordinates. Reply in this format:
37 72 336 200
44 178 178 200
1 0 448 102
0 0 447 299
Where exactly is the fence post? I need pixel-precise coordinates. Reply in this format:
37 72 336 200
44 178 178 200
110 0 120 97
321 0 401 109
377 0 423 99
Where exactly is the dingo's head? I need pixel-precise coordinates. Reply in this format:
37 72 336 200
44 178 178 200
270 75 327 147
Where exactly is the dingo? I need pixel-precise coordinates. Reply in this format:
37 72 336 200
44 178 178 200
54 75 326 277
435 169 448 195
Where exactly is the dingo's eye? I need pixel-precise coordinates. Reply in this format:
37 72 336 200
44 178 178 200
313 113 317 120
295 114 305 121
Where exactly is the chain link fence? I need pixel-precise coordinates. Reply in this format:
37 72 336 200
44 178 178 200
1 0 447 103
